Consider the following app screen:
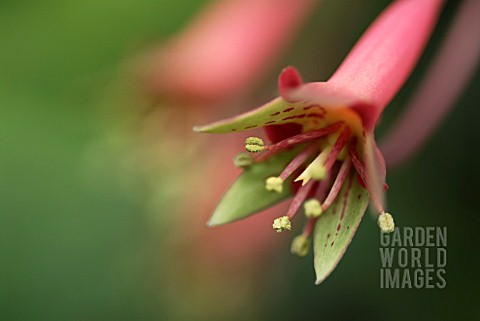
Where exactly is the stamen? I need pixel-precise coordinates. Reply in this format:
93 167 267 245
279 144 318 180
273 181 315 233
265 144 318 194
285 180 315 220
304 199 322 218
265 177 283 193
290 216 318 257
290 235 310 257
323 127 351 171
321 158 352 211
347 139 368 188
302 217 317 238
337 147 348 161
348 139 386 214
272 216 291 232
378 212 395 233
233 152 254 168
264 122 343 153
245 137 265 153
315 174 332 203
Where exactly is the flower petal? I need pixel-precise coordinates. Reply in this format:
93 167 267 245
285 81 362 107
313 173 369 285
207 147 301 226
278 66 304 100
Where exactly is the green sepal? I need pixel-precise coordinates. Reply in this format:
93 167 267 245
313 173 369 284
195 97 299 133
207 147 301 226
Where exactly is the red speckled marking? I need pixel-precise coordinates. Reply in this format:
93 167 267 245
264 120 276 125
307 113 324 119
281 114 308 121
244 125 257 129
331 241 335 246
270 112 281 116
337 223 342 231
303 105 326 112
282 107 294 113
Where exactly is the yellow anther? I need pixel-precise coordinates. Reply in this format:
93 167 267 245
378 212 395 233
265 176 283 193
304 199 323 218
290 235 310 257
245 137 265 153
272 216 291 233
233 152 254 168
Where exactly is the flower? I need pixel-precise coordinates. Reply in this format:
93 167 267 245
145 0 316 103
195 0 444 284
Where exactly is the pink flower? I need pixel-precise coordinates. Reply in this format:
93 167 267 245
196 0 444 284
146 0 316 103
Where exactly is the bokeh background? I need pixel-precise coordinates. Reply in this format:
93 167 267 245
1 0 479 320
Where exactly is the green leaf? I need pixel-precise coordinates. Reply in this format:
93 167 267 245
208 148 300 226
313 173 369 284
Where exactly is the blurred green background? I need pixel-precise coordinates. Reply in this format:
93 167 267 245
1 0 479 320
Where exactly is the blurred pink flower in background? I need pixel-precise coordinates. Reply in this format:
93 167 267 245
380 0 480 167
145 0 316 103
130 0 319 318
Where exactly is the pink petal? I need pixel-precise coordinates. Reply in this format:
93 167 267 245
147 0 317 102
278 66 304 101
329 0 444 130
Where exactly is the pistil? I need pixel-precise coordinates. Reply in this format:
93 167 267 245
265 144 318 193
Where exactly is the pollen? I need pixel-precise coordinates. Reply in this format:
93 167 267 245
290 235 310 257
245 137 265 153
378 212 395 233
272 216 292 233
265 176 283 193
233 152 254 168
304 199 322 218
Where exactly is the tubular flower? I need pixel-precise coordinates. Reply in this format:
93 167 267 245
146 0 316 103
195 0 444 284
